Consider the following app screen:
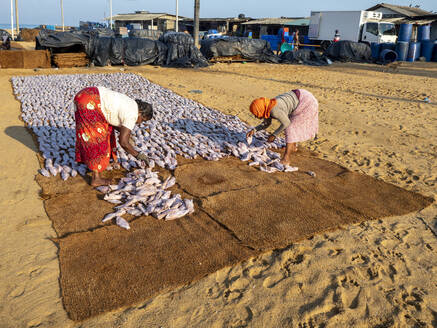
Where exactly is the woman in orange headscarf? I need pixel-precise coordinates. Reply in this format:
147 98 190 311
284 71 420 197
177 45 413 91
247 89 318 165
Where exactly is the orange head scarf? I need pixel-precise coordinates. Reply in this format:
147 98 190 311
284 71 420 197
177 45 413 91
249 97 277 119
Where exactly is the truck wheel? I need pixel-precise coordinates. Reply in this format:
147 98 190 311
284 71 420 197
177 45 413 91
321 41 332 51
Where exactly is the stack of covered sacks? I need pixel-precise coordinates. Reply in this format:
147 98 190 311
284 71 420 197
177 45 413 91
36 29 94 54
35 30 209 68
200 37 280 63
159 32 209 68
324 40 371 62
89 37 167 66
280 49 330 66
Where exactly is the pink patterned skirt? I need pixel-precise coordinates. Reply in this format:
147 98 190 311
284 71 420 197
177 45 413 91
284 89 319 143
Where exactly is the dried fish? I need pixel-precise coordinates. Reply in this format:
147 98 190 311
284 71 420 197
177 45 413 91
165 208 190 220
39 168 50 177
61 170 69 181
106 199 122 204
162 176 176 189
104 193 123 201
102 212 117 223
116 217 131 230
96 186 111 194
284 166 299 172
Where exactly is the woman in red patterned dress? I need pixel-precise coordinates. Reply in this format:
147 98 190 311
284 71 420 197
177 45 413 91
74 86 153 187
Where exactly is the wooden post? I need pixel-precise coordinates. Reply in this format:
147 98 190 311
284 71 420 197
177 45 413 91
176 0 179 32
10 0 14 40
194 0 200 47
14 0 19 36
61 0 64 31
110 0 113 29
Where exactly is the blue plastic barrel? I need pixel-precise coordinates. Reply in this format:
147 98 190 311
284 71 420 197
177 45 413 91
414 42 422 60
433 42 437 62
380 49 397 63
262 35 281 51
407 42 421 62
380 43 396 52
417 25 431 41
398 24 413 42
302 36 315 50
371 43 381 59
395 41 409 61
421 40 435 62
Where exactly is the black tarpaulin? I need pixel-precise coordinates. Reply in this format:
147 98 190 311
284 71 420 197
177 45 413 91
159 32 209 68
280 49 329 66
324 41 371 62
200 37 280 63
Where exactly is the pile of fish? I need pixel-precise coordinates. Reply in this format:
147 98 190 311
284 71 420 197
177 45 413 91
99 168 194 229
12 73 298 228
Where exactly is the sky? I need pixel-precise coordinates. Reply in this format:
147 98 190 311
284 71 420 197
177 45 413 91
1 0 436 26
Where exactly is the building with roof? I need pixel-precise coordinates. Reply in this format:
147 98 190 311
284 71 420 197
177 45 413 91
182 16 252 35
108 11 187 32
241 17 310 39
109 11 251 36
366 3 436 39
366 3 432 19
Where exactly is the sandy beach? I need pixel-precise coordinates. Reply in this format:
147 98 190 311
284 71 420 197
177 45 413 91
0 61 436 327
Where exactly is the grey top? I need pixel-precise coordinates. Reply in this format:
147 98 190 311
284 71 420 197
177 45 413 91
255 91 300 136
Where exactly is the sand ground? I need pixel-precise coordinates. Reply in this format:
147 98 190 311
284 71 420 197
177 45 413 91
0 61 436 328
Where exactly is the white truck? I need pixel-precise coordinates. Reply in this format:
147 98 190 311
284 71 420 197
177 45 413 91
308 11 397 49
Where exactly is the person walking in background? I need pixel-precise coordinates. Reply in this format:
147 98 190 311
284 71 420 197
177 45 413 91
333 29 340 42
246 89 319 165
293 29 300 50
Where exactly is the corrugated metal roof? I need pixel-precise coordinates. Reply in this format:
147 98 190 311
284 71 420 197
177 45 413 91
242 17 309 26
196 17 251 22
285 18 310 26
107 12 186 22
366 3 432 18
383 16 436 25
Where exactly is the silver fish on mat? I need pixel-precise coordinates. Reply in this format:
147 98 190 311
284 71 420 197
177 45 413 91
39 168 50 177
116 217 131 230
164 208 190 220
284 166 299 172
96 186 111 194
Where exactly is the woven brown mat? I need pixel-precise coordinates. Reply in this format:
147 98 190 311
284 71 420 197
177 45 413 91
39 150 432 320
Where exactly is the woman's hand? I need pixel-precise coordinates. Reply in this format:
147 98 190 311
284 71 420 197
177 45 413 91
267 135 276 143
118 126 139 157
246 129 255 138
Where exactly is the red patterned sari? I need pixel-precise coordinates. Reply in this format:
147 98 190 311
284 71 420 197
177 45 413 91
74 87 117 172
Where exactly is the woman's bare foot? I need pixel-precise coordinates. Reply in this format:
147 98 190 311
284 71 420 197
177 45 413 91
91 177 112 187
91 171 112 187
280 142 298 166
